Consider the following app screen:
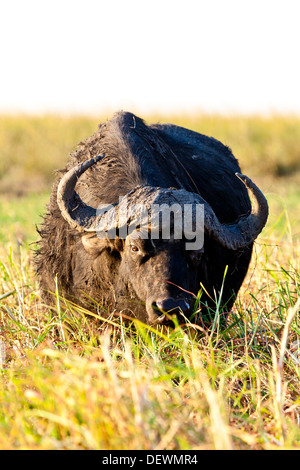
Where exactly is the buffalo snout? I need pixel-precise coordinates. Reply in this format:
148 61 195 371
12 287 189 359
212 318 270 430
148 296 191 324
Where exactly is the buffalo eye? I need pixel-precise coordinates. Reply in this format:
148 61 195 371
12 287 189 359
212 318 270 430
130 244 140 253
188 251 203 263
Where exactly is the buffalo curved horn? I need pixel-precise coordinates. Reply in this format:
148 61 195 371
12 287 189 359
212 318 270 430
57 155 107 232
197 172 269 250
57 156 269 249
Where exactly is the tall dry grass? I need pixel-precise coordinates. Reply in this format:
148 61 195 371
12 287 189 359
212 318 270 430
0 214 299 449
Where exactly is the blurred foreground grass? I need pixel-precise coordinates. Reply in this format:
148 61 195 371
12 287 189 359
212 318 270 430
0 113 300 450
0 231 299 449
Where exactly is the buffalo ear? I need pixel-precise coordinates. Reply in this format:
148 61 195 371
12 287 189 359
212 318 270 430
81 233 110 255
81 233 124 255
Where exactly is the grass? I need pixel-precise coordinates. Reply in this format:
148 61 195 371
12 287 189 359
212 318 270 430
1 113 300 196
0 192 49 244
0 113 300 450
0 236 299 450
0 115 99 195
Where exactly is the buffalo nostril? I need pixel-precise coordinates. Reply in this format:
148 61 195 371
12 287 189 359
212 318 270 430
155 298 190 316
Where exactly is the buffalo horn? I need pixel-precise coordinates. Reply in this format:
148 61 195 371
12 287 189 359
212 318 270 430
57 157 269 249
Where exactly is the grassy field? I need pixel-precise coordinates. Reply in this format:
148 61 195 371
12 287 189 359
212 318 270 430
0 114 299 450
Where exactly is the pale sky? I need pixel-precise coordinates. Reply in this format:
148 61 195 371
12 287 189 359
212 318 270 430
1 0 300 115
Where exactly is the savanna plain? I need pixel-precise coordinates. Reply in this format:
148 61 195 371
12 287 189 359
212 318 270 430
0 114 299 450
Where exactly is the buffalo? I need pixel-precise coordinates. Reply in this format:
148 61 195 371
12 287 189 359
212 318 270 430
35 111 268 325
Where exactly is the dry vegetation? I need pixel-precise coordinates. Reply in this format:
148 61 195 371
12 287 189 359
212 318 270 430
0 114 299 450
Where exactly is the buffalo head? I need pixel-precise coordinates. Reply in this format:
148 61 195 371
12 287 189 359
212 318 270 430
54 154 269 325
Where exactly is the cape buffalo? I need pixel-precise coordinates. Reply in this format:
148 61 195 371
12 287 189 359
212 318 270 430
35 111 268 325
